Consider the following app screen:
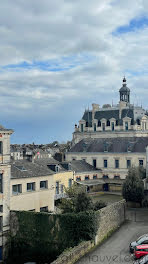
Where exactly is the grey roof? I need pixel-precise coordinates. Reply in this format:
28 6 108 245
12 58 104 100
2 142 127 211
67 160 101 173
69 137 148 153
11 160 53 179
119 84 130 92
82 108 134 126
34 158 67 172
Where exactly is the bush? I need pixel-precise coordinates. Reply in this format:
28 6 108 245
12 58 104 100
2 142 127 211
93 200 106 211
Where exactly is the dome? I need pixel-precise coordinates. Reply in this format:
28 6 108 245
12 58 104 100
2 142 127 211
119 84 130 92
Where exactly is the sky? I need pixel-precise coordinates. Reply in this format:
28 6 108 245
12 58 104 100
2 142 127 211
1 0 148 144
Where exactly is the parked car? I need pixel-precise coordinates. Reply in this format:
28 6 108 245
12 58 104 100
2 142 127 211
134 255 148 263
130 235 148 253
134 245 148 259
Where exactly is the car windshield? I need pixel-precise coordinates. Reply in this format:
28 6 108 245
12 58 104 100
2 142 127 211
137 237 147 244
136 235 148 243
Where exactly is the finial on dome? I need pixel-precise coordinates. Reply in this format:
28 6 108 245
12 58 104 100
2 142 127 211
123 76 126 83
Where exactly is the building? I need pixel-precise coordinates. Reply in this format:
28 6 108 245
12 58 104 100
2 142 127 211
65 78 148 191
10 160 55 212
0 124 13 260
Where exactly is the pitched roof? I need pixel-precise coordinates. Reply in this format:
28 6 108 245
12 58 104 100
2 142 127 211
62 160 101 173
69 137 148 153
11 160 53 179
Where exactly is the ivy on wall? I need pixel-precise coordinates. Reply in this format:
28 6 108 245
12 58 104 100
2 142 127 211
7 210 98 264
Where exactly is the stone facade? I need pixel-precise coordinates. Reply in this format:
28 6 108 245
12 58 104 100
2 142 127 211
0 128 13 260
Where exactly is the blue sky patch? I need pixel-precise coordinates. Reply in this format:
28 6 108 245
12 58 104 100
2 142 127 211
0 54 96 73
113 16 148 35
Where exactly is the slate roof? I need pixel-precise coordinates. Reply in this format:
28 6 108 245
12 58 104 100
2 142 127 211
82 108 134 126
34 158 67 172
61 160 101 173
69 137 148 153
11 160 53 179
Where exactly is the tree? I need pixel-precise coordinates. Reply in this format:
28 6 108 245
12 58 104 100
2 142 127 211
122 167 144 204
60 184 93 213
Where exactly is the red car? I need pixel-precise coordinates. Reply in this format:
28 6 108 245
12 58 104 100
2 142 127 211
135 245 148 259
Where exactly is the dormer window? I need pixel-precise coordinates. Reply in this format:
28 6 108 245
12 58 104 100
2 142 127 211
137 119 140 125
98 120 101 127
107 120 110 126
55 165 59 172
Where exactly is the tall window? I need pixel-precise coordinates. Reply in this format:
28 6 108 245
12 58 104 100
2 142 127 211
40 181 48 189
139 160 144 167
0 142 2 154
107 120 110 126
93 159 96 168
0 174 3 193
12 184 22 195
98 120 101 127
0 217 2 231
111 122 114 131
125 122 128 131
94 123 96 132
102 123 105 131
115 159 119 169
68 178 72 187
127 160 131 168
56 181 59 194
27 182 35 192
81 124 83 132
85 175 89 180
60 184 64 193
104 160 108 168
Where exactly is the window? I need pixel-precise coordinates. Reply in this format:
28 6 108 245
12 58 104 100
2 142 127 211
94 123 96 132
111 122 114 131
56 181 59 194
61 184 64 193
27 182 35 192
102 175 108 179
98 120 101 127
104 160 107 168
116 120 118 126
139 160 144 166
0 142 2 154
69 178 72 187
107 120 110 126
114 175 120 179
12 184 22 195
40 206 48 212
85 175 89 180
76 177 81 181
93 159 96 168
0 174 3 193
127 160 131 168
104 143 108 152
0 217 2 231
55 166 59 172
40 181 48 189
81 124 83 132
102 123 105 131
115 159 119 169
125 122 128 131
82 158 86 162
29 209 35 212
93 175 97 179
0 206 3 213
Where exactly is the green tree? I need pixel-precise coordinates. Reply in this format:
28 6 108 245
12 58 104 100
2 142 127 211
60 184 93 213
122 167 144 204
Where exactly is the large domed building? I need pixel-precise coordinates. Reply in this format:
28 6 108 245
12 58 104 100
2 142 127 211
65 78 148 191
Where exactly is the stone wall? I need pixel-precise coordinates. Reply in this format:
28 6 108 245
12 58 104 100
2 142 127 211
51 200 126 264
95 199 126 244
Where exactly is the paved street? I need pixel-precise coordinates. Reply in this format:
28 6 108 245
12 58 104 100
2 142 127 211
76 209 148 264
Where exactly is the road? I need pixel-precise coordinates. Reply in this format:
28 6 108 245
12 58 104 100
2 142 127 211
75 220 148 264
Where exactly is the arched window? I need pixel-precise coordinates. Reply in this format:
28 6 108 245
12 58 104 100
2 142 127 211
98 120 101 127
107 120 110 126
137 119 140 125
131 119 134 125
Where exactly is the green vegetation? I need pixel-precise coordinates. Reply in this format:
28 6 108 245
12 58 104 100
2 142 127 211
122 167 144 204
59 184 106 213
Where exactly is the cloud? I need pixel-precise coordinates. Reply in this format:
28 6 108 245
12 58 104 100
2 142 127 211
1 0 148 142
